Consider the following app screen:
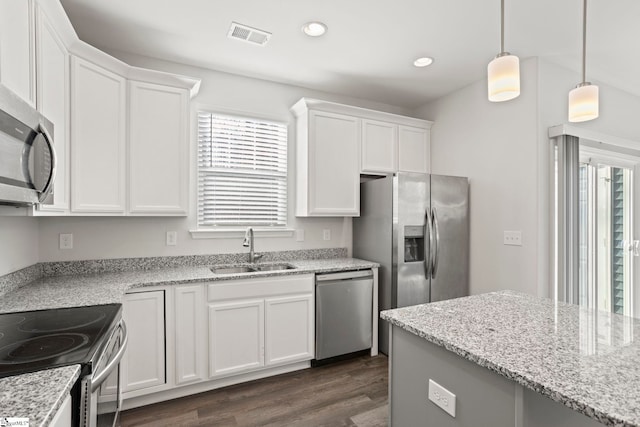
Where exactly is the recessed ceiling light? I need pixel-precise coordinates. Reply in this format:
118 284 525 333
414 57 434 67
302 22 327 37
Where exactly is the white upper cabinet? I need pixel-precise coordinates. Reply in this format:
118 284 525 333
128 81 189 215
2 0 201 217
0 0 36 106
398 125 430 173
292 102 361 217
361 119 398 174
34 5 70 213
306 110 360 216
292 98 432 217
70 56 127 214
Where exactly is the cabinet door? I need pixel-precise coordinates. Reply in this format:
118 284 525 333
209 300 264 378
70 56 126 213
265 294 314 366
361 119 397 174
34 6 69 213
0 0 35 106
129 81 189 215
398 125 430 173
306 110 360 216
175 285 206 385
122 291 166 393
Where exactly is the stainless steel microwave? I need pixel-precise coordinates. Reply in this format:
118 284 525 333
0 84 56 206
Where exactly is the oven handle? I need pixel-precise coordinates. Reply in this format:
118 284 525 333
91 321 128 393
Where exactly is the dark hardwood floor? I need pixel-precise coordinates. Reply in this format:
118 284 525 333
120 355 389 427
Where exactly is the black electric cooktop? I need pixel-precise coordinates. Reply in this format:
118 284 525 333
0 304 122 379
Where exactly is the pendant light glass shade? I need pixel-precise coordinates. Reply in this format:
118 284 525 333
487 0 520 102
568 83 599 122
569 0 598 122
488 53 520 102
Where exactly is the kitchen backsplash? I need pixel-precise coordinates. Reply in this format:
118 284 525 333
0 248 348 296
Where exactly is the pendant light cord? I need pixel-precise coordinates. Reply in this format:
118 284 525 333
500 0 505 53
582 0 587 83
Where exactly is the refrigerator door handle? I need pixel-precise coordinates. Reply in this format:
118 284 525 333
431 207 440 278
424 208 433 278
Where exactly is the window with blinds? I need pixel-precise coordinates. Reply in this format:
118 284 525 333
197 112 288 227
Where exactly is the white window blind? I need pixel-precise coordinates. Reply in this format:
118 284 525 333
197 112 288 227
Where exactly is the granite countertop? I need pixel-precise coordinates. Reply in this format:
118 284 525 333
0 258 378 314
381 290 640 427
0 365 81 426
0 256 378 424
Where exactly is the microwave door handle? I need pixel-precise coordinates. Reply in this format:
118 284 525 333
91 321 128 393
424 209 433 278
37 122 56 203
431 207 440 279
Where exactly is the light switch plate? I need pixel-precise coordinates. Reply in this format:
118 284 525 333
59 233 73 250
503 230 522 246
296 229 305 242
428 379 456 417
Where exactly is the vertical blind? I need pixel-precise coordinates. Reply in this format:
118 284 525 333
197 112 288 227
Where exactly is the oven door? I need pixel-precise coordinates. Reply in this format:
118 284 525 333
81 321 128 427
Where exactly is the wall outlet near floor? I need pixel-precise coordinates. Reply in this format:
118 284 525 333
428 379 456 417
322 229 331 241
166 231 178 246
296 229 305 242
503 230 522 246
59 233 73 250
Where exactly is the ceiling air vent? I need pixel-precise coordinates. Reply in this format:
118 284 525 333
227 22 271 46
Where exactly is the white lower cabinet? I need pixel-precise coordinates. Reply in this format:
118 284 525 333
122 275 315 407
174 285 207 385
265 294 314 366
122 290 166 394
207 274 315 379
208 299 265 378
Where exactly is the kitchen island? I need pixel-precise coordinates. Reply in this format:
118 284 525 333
382 290 640 427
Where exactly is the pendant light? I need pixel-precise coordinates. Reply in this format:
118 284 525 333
487 0 520 102
568 0 599 122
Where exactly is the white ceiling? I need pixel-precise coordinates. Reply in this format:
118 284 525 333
59 0 640 110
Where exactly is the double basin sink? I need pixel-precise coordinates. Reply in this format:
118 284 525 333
211 263 296 275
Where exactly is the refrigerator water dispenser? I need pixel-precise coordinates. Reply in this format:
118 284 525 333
404 226 424 262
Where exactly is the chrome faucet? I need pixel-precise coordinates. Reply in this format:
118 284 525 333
242 227 263 263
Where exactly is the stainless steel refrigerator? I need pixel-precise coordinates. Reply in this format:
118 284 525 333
353 172 469 354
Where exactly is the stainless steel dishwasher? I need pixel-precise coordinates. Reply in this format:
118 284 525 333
315 269 373 361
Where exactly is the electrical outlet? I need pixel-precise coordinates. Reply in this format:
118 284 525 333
503 230 522 246
428 379 456 417
166 231 177 246
323 229 331 241
59 233 73 250
296 229 305 242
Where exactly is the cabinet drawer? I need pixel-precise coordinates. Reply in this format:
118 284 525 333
208 274 314 301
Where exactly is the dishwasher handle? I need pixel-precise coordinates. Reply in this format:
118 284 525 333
316 269 373 282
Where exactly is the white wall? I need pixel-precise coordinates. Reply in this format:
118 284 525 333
0 215 39 275
38 52 412 262
413 58 541 297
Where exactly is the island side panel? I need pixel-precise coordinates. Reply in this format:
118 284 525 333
522 388 605 427
390 326 516 427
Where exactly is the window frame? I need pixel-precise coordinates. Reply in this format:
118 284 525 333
190 107 294 239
